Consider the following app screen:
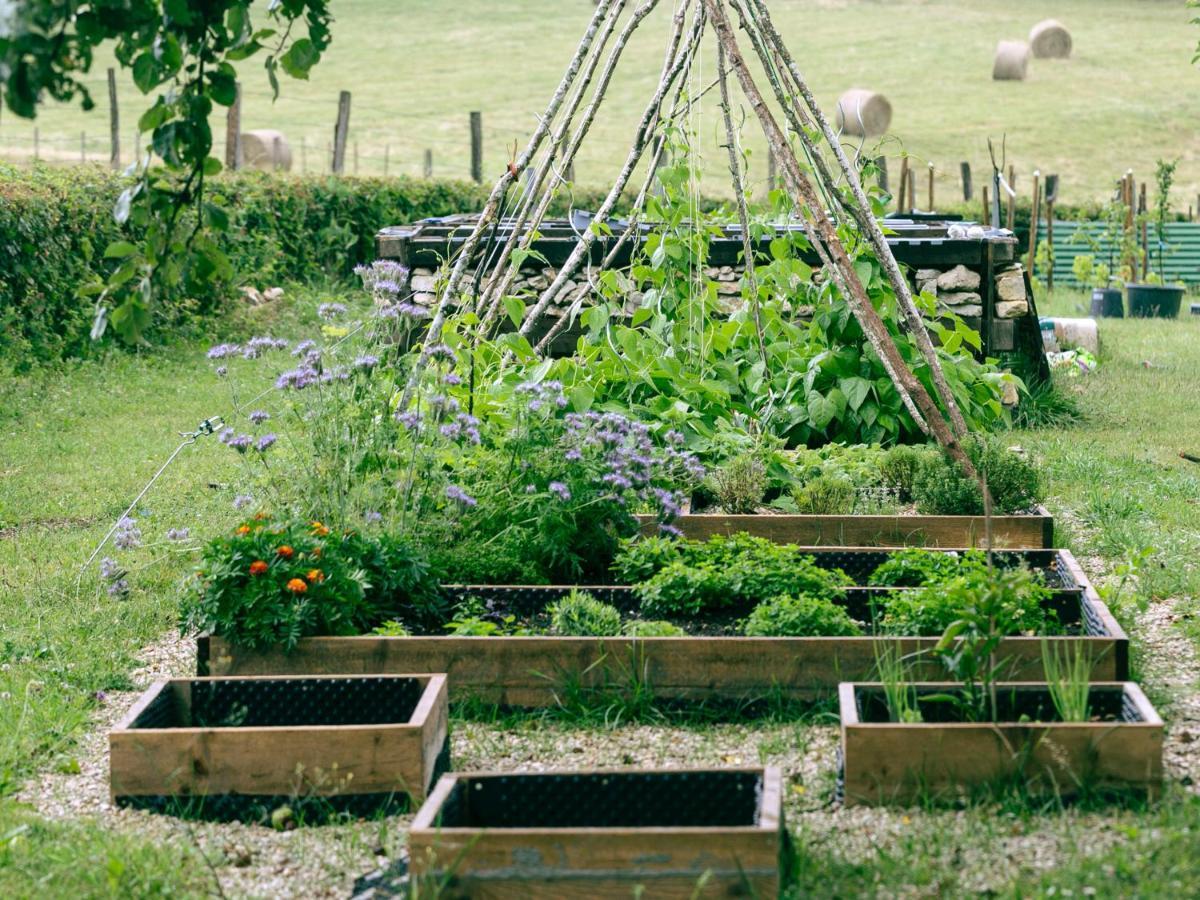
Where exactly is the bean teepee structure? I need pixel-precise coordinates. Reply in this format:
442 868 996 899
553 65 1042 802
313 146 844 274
410 0 980 480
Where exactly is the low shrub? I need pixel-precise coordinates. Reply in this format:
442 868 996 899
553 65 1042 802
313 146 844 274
878 445 933 502
879 565 1055 636
867 548 988 587
912 437 1043 515
180 518 440 650
707 453 768 514
792 473 856 514
548 590 624 637
742 593 862 637
626 533 849 617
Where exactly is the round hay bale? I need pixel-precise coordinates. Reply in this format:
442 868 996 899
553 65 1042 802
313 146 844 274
992 41 1031 81
1029 19 1071 59
834 89 892 137
240 129 293 172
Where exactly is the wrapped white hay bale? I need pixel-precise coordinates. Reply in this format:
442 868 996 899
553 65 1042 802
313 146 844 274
1029 19 1072 59
241 129 293 172
993 41 1031 81
834 89 892 137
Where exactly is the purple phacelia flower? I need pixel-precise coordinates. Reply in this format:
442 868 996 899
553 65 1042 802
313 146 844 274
445 485 477 508
565 448 583 462
254 433 277 452
216 366 228 377
396 411 422 431
658 524 685 539
353 354 380 370
291 340 317 357
233 494 254 510
275 367 319 390
113 516 141 550
218 427 235 444
249 410 271 425
318 302 348 320
100 557 122 581
364 510 383 524
166 528 190 542
443 372 462 385
207 343 241 359
423 343 457 362
227 434 253 453
548 481 571 502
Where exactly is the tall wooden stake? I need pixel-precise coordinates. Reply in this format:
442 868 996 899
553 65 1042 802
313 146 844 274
927 162 934 210
960 161 972 201
424 148 433 178
225 82 242 171
981 184 990 225
1027 171 1040 271
897 156 909 212
470 111 483 182
1005 164 1016 230
107 68 120 169
332 90 351 174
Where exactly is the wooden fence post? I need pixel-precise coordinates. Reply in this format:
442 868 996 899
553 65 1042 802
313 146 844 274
982 185 990 226
875 156 888 193
1044 174 1059 291
1139 181 1149 280
1005 164 1016 230
107 68 120 169
470 110 483 182
960 161 972 201
332 90 351 174
424 148 433 178
897 156 909 212
927 163 934 211
225 82 242 171
907 167 916 213
1027 171 1041 272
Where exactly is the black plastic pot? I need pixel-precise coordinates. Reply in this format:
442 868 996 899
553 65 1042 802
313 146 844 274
1089 288 1124 318
1126 284 1184 318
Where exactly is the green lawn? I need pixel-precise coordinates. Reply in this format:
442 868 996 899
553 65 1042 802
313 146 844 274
1 287 1199 895
1 1 1197 205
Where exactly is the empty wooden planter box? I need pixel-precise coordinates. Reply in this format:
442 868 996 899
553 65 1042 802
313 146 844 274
839 681 1163 806
110 674 448 819
408 767 784 898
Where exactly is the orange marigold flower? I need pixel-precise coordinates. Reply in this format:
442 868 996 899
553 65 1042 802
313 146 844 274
306 569 324 583
236 524 251 535
276 545 295 559
249 560 269 576
286 577 308 593
311 546 323 559
310 521 330 536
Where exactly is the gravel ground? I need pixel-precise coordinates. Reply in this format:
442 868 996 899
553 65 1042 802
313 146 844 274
15 536 1200 897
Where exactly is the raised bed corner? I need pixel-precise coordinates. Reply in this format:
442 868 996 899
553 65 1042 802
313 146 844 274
839 681 1163 805
110 674 448 819
408 767 783 898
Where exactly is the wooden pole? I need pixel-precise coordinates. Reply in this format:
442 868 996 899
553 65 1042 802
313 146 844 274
424 148 433 178
897 156 909 212
960 161 972 201
1046 198 1055 291
225 82 241 171
927 162 934 211
875 156 888 193
907 167 916 213
332 90 351 174
1005 164 1015 230
564 159 576 183
470 110 483 182
1027 170 1041 271
107 68 120 169
982 184 990 226
1139 181 1149 280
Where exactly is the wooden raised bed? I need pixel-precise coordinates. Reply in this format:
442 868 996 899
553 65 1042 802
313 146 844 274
636 505 1054 549
110 674 448 819
839 681 1162 805
407 767 783 898
200 550 1127 706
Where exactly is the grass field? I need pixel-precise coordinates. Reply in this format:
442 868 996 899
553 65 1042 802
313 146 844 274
2 0 1197 206
2 282 1200 895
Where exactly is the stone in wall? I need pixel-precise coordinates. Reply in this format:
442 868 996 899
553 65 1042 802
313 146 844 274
996 265 1028 302
936 264 981 292
995 300 1029 318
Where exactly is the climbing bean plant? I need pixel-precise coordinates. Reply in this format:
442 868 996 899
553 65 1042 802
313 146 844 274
0 0 332 342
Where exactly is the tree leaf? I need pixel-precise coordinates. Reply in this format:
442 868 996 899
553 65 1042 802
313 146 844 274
502 296 525 328
279 38 320 79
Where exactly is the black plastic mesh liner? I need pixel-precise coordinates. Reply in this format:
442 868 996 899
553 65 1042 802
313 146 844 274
131 677 427 729
437 770 763 829
803 549 1072 587
116 736 451 824
855 685 1133 724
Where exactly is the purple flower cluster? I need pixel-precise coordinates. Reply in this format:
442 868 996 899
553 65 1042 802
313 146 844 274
275 365 319 391
166 528 190 542
249 410 271 425
436 413 481 445
233 494 254 510
516 379 568 413
291 340 317 357
255 433 277 452
445 484 477 508
355 260 411 296
364 510 383 524
548 481 571 502
423 343 457 364
99 557 129 598
318 302 348 320
207 343 240 360
353 354 380 370
242 336 289 359
113 516 141 550
396 410 422 432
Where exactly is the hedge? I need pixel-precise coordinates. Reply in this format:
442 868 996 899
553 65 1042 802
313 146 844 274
0 165 493 368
